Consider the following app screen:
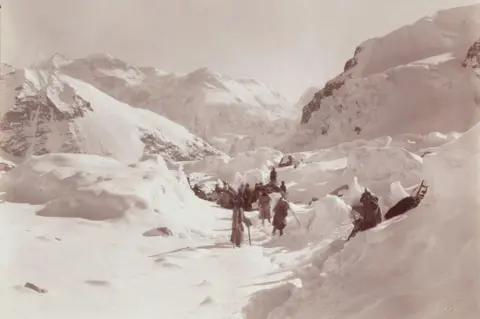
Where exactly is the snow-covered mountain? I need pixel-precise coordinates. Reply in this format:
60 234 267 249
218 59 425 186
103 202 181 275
38 55 300 154
0 67 223 163
285 4 480 151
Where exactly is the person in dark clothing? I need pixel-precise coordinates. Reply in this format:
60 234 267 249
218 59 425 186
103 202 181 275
243 184 253 211
272 192 289 236
230 199 249 247
270 168 277 185
258 191 272 226
280 181 287 193
252 183 261 203
346 189 381 241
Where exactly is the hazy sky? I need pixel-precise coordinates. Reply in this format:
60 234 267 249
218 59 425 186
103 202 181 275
2 0 478 100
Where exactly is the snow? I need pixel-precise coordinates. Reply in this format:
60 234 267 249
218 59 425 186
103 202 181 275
40 54 300 154
1 4 479 319
263 121 480 319
1 68 222 163
2 116 476 318
287 3 480 151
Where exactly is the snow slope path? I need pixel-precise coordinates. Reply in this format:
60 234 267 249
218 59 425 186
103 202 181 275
0 120 477 319
242 122 480 319
0 153 308 319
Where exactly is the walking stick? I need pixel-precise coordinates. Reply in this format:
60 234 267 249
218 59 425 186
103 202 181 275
247 226 252 246
288 206 301 227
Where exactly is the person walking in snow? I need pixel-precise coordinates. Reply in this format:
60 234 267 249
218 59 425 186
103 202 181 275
280 181 287 194
244 183 253 211
258 191 272 226
270 167 277 185
230 194 252 247
272 192 290 236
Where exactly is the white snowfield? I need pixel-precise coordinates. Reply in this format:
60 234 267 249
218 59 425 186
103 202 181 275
1 4 479 319
1 120 478 318
287 4 480 151
37 54 300 154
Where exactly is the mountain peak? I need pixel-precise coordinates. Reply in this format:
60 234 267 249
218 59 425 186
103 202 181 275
186 67 222 80
37 53 73 70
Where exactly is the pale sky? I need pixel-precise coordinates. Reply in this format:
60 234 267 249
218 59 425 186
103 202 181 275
2 0 478 100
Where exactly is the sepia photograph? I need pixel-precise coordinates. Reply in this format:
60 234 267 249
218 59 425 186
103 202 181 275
1 1 479 318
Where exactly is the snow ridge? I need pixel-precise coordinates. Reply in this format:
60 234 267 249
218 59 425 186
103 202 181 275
287 3 480 152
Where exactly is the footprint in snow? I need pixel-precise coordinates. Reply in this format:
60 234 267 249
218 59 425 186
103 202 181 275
199 296 214 306
196 280 211 287
154 257 182 269
84 280 110 287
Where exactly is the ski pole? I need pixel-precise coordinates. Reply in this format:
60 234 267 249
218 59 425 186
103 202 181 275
289 206 301 227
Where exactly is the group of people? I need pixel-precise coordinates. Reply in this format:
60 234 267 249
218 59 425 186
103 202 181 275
347 181 428 241
187 167 294 248
230 190 292 247
230 167 292 247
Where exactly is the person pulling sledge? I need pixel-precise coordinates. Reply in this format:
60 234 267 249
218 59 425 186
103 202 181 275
258 191 272 226
346 189 381 241
272 192 290 236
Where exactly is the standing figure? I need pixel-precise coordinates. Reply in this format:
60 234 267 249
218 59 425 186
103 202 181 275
230 193 250 247
270 167 277 185
258 191 272 226
280 181 287 193
244 183 253 211
272 192 289 236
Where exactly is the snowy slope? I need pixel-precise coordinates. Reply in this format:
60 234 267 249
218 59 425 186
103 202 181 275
257 120 480 319
38 55 300 153
0 67 223 163
285 4 480 151
0 152 295 318
1 120 476 318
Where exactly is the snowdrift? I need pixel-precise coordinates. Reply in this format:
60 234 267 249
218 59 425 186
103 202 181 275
186 147 283 187
0 153 217 236
39 54 299 153
286 4 480 152
264 122 480 319
0 68 223 163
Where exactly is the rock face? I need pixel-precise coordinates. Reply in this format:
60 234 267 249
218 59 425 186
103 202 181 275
300 80 346 125
462 38 480 69
1 74 92 158
0 68 224 163
286 4 480 152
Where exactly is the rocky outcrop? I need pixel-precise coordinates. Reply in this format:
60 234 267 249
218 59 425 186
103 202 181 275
462 38 480 69
343 46 363 72
300 79 345 124
300 45 367 125
0 84 92 157
140 132 219 161
0 160 15 172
